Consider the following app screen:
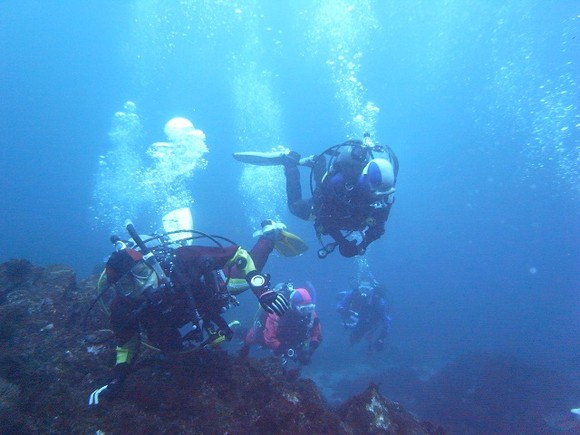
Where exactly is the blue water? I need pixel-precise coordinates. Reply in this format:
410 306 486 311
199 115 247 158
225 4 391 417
1 1 578 432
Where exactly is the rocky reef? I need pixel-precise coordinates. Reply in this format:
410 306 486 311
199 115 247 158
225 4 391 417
0 259 443 434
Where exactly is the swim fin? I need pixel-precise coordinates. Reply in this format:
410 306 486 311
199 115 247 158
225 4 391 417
233 150 300 166
274 229 309 257
252 220 308 256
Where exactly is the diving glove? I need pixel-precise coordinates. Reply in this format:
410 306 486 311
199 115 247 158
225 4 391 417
259 290 290 316
88 384 109 406
247 271 290 316
88 363 128 406
88 378 122 406
339 240 361 258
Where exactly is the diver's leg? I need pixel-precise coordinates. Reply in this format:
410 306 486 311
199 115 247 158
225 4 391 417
226 235 275 280
312 154 327 186
248 236 275 272
285 164 313 220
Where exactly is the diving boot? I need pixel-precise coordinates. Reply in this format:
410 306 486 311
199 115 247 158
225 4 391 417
253 219 286 240
253 219 308 256
298 154 317 168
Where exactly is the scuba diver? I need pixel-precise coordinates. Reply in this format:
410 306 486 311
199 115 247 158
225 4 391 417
233 133 399 258
239 282 321 368
336 279 390 353
88 219 290 406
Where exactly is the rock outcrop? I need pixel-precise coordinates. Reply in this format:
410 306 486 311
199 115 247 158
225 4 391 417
0 259 443 434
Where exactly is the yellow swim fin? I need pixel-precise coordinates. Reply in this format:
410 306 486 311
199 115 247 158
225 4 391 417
274 229 309 257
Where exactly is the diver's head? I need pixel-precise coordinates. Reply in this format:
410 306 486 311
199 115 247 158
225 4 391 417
360 158 395 195
105 249 142 284
335 140 369 172
106 249 158 298
290 287 315 316
357 281 375 299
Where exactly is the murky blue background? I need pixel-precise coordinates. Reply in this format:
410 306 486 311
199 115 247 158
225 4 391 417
1 1 578 432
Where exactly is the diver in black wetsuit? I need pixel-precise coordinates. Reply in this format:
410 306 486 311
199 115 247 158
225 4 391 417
233 134 399 258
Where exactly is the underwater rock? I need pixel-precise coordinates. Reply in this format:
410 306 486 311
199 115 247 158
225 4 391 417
0 259 441 434
339 383 444 434
0 259 38 304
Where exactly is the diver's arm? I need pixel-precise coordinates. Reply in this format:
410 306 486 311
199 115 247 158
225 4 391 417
311 314 322 346
225 239 275 294
336 290 353 315
326 227 360 258
107 335 139 390
263 314 282 351
115 335 140 368
224 246 258 277
360 208 389 251
223 247 256 295
228 247 290 315
88 334 140 406
225 246 262 299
